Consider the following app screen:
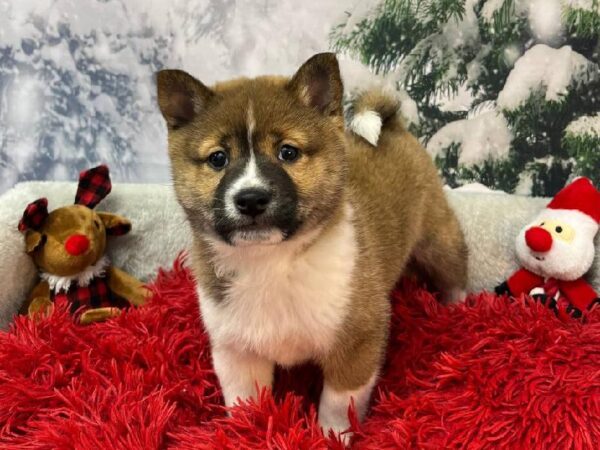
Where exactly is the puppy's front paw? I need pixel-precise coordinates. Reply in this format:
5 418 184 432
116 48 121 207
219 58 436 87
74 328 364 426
320 417 352 447
318 374 377 447
443 287 466 304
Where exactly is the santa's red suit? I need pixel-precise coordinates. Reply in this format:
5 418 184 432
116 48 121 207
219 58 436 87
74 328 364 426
496 177 600 320
497 268 599 319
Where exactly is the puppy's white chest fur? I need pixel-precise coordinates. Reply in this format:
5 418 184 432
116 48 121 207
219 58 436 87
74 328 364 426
199 205 357 366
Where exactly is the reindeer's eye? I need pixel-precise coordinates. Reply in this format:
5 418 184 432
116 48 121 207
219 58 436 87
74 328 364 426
94 220 101 229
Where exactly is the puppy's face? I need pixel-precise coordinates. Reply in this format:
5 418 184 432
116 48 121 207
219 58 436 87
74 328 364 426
157 53 347 246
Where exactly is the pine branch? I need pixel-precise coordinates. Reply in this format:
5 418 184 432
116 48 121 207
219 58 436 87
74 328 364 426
563 0 600 40
330 0 600 195
331 0 469 73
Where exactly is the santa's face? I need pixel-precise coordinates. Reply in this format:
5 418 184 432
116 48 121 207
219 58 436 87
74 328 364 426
515 209 597 281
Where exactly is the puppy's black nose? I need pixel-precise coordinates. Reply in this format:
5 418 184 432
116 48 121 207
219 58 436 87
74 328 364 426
234 189 271 217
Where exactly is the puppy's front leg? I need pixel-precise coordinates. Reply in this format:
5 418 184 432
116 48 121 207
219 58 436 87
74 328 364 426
319 340 381 445
211 346 274 409
318 374 377 443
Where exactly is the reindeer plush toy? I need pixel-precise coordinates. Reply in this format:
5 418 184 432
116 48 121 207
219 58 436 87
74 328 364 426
18 165 148 324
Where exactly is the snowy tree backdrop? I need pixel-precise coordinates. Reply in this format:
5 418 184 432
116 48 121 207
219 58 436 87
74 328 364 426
333 0 600 196
1 0 598 196
0 0 357 193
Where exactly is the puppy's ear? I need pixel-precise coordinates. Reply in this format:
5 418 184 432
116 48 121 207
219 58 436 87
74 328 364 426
288 52 343 117
156 69 216 129
97 212 132 236
25 230 46 254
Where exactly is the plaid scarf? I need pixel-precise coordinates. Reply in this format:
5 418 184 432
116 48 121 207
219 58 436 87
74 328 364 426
42 258 128 314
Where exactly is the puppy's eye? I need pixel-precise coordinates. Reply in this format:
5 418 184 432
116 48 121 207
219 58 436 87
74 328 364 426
208 150 229 170
556 226 562 233
278 144 299 163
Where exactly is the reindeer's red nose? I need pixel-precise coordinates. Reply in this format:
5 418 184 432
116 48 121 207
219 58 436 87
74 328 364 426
525 227 553 253
65 234 90 256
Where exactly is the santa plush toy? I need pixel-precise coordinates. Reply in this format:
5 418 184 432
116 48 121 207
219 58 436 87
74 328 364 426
496 177 600 320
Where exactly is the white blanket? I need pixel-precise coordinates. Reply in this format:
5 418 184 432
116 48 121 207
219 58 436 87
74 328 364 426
1 181 598 329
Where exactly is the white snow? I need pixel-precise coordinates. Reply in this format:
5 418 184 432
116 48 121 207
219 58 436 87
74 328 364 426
395 0 480 113
467 100 498 119
451 182 505 194
482 1 596 42
564 0 598 10
396 90 420 127
497 44 599 110
503 45 522 67
427 110 513 165
481 0 529 22
6 76 43 127
439 83 475 113
481 0 506 21
1 0 597 194
10 135 39 174
338 0 382 34
339 57 420 126
565 113 600 136
528 0 564 44
515 172 534 195
440 0 480 48
0 0 362 193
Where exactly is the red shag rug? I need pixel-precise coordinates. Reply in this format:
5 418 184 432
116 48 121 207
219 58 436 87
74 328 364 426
1 256 599 449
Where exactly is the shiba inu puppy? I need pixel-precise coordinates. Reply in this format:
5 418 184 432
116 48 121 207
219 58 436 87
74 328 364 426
156 53 468 442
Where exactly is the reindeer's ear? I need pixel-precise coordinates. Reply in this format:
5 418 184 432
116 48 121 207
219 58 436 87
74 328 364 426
156 69 216 129
97 212 132 236
287 53 344 117
75 165 111 209
25 230 47 254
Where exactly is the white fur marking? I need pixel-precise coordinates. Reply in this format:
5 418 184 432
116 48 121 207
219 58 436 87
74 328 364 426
445 288 466 304
230 228 284 246
246 101 256 156
224 102 267 219
40 256 110 293
350 110 382 146
210 345 274 409
199 204 357 367
319 372 378 445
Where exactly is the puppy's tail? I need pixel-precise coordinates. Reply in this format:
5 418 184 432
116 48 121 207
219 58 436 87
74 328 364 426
349 89 401 147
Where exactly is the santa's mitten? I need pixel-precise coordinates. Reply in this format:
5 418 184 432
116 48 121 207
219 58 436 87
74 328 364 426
565 304 583 319
529 293 564 318
556 300 582 321
531 292 548 305
567 297 600 320
495 281 511 296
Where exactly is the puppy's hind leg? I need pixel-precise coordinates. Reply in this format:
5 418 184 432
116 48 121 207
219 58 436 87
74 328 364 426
413 202 469 303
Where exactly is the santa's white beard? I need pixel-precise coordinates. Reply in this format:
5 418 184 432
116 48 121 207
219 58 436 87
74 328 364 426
516 230 595 281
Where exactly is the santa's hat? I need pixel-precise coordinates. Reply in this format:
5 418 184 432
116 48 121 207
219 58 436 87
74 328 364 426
546 177 600 230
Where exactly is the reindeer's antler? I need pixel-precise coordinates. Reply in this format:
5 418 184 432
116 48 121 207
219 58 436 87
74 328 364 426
75 165 112 209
